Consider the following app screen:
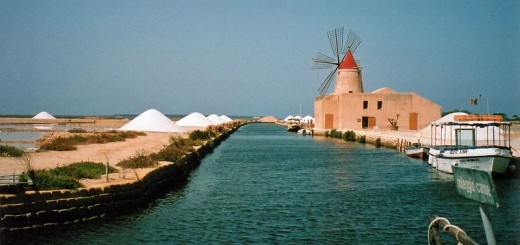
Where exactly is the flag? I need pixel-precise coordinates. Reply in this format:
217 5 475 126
470 98 478 105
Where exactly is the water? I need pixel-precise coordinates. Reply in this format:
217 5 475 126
11 123 520 244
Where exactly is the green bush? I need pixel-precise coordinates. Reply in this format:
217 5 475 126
52 161 117 179
68 128 87 133
0 144 25 157
23 161 117 190
189 130 216 141
375 137 382 147
39 137 78 151
357 135 366 143
117 152 158 169
39 131 147 151
324 131 330 137
344 131 356 142
31 171 80 190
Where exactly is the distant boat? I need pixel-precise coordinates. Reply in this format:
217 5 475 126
427 121 512 175
287 124 300 132
404 143 428 160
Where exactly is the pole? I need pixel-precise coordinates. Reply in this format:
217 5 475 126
479 203 497 245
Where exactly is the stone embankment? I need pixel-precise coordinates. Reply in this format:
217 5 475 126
0 123 244 235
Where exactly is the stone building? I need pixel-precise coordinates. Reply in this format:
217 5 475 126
314 50 441 131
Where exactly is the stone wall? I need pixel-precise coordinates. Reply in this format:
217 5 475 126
0 123 244 235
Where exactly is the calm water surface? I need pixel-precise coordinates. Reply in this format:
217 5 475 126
14 123 520 244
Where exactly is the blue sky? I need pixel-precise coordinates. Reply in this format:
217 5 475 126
0 0 518 118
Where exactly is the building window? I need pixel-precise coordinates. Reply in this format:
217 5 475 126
363 101 368 109
377 101 382 109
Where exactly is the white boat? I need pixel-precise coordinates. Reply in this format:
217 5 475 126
404 143 429 160
427 121 512 174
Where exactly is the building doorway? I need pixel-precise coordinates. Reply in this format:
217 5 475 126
325 114 334 129
409 112 418 130
362 117 375 129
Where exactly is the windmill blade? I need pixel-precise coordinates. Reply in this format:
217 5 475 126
343 30 362 53
327 27 344 63
312 52 336 69
350 36 362 53
344 30 355 54
318 67 338 95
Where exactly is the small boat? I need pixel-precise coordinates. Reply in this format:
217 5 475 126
427 121 512 175
287 124 300 132
404 143 429 160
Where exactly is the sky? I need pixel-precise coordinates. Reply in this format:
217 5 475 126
0 0 518 118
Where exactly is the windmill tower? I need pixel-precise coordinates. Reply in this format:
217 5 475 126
313 28 363 95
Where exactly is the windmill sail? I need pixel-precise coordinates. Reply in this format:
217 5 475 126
313 28 361 95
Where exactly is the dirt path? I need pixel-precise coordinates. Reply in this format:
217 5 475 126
0 132 182 173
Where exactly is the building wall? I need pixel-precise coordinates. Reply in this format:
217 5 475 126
314 92 441 130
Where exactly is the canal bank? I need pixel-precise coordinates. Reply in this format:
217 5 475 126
10 123 517 244
0 122 248 237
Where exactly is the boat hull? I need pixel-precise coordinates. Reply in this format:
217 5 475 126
428 146 512 174
404 147 428 160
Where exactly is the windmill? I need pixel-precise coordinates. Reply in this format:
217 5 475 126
312 27 362 95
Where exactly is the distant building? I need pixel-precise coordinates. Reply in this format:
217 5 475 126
314 50 441 130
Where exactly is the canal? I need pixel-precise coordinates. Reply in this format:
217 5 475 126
21 123 520 244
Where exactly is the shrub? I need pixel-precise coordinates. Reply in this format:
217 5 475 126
189 130 216 141
31 170 80 190
324 131 329 137
375 137 382 147
68 128 87 133
0 144 25 157
357 135 366 143
329 129 336 138
39 131 146 151
117 152 158 169
344 131 356 142
52 161 118 179
39 137 78 151
151 145 187 163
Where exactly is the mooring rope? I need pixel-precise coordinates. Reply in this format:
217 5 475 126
428 217 468 245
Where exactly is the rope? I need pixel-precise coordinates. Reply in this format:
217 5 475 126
428 217 450 245
428 217 469 245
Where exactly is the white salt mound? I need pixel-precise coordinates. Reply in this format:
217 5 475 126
33 111 56 119
176 112 216 127
207 114 225 125
220 115 233 122
119 109 184 133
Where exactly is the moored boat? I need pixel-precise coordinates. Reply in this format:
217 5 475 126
427 121 512 175
287 124 300 132
404 143 429 160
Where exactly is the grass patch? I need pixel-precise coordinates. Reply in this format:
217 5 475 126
39 130 146 151
0 144 25 157
117 151 158 169
24 161 118 190
151 136 197 163
68 128 87 133
189 129 216 141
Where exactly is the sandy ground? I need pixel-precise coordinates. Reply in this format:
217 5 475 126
1 119 519 189
0 132 179 173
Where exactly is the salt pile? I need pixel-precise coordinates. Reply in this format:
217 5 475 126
176 112 216 127
302 115 314 123
33 111 56 119
220 115 233 122
119 109 184 133
207 114 225 125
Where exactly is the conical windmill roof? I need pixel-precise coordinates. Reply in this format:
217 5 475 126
220 115 233 122
207 114 225 125
176 112 216 127
339 50 358 69
119 109 184 133
33 111 56 119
